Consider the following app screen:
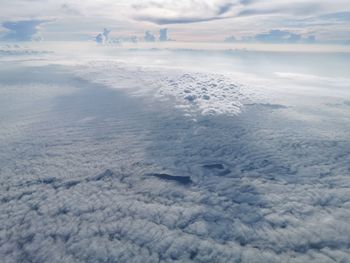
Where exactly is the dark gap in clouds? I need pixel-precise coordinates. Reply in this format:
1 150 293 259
202 163 232 176
1 20 48 41
145 173 192 185
202 163 225 169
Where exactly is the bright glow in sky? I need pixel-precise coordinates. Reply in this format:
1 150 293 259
0 0 350 43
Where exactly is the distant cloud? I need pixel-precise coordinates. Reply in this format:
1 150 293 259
1 20 48 41
144 31 156 42
225 29 316 44
95 28 111 44
95 34 104 44
255 30 300 43
159 28 168 42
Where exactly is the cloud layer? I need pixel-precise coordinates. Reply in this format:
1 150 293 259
1 56 350 262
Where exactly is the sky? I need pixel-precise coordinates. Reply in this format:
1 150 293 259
0 0 350 43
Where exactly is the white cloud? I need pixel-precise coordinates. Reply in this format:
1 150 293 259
0 0 349 42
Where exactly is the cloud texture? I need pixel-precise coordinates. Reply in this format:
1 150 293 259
1 57 350 262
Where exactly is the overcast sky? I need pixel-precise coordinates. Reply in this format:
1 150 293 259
0 0 349 43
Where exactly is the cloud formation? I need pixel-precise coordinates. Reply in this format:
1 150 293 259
225 29 316 44
144 31 156 42
1 20 48 41
95 28 111 44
